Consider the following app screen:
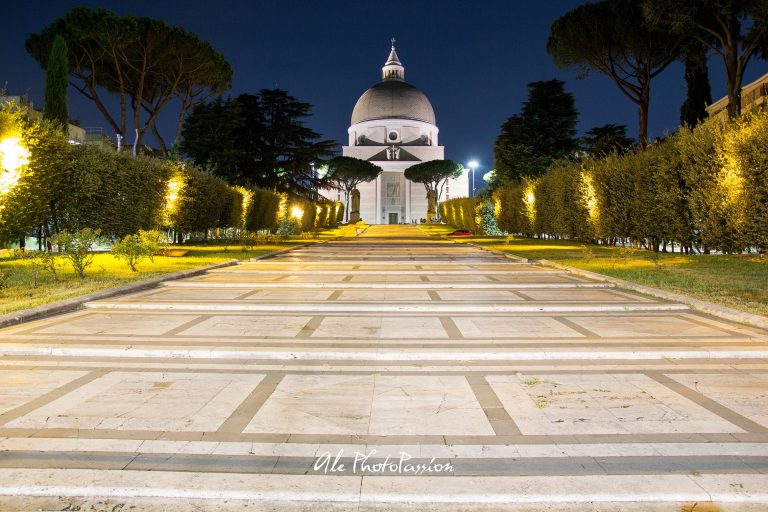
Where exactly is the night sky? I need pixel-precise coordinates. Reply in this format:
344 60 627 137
3 0 766 184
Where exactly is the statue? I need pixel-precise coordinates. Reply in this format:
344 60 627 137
349 188 361 223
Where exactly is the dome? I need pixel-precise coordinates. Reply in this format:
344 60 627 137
351 81 436 126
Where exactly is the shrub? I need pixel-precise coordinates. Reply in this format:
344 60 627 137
52 228 102 279
0 103 70 245
247 188 282 232
54 145 169 238
138 229 170 261
276 217 302 237
111 230 165 272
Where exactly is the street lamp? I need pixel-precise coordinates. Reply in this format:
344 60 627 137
467 160 478 197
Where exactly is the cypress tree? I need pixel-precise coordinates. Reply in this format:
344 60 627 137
43 35 69 129
680 42 712 128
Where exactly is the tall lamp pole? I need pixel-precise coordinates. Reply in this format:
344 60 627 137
468 160 478 197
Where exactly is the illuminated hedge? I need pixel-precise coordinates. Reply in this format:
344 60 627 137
55 145 170 237
0 105 69 244
0 105 351 244
490 109 768 253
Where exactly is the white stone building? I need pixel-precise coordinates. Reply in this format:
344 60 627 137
321 42 468 224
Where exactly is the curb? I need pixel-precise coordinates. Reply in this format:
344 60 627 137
458 239 530 263
537 258 768 331
1 239 324 330
0 259 239 330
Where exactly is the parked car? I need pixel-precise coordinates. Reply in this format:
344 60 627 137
447 229 473 237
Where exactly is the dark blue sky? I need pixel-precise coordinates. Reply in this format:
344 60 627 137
3 0 766 179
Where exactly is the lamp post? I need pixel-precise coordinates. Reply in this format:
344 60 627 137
467 160 478 197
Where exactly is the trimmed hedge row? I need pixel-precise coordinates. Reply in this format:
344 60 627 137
493 109 768 252
0 106 69 244
439 198 481 232
0 107 341 244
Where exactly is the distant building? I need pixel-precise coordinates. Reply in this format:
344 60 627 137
706 71 768 118
0 94 86 144
319 42 468 224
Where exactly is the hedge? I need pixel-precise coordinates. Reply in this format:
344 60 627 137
0 106 342 245
440 197 480 232
492 109 768 253
0 104 70 244
54 145 170 237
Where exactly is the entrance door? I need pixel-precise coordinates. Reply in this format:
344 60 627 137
388 212 398 224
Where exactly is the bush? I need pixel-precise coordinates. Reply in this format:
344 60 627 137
276 217 302 237
52 228 102 279
247 189 282 232
440 197 480 232
0 103 70 245
111 229 166 272
489 108 768 253
54 145 170 238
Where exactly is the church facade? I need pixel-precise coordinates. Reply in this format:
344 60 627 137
321 42 468 224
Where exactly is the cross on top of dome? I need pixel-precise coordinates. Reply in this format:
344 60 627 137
383 38 404 81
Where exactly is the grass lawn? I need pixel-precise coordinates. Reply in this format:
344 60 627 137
420 225 768 317
0 228 346 315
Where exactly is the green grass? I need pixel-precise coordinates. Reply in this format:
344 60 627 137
0 234 340 315
441 232 768 317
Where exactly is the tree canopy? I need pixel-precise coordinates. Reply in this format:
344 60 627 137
323 156 383 222
404 160 464 220
582 124 635 158
26 7 232 154
180 90 337 196
493 79 579 184
43 35 69 129
548 0 681 146
644 0 768 119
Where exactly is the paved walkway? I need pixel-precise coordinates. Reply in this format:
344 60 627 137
1 225 768 510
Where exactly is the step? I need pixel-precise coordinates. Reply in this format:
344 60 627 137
83 302 689 313
162 281 616 289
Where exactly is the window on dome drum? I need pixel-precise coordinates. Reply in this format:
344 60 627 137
388 130 399 141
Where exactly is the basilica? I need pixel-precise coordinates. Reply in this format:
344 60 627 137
321 42 468 224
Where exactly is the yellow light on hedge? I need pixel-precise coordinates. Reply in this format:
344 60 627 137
237 187 253 228
719 128 747 206
580 172 598 221
278 194 288 221
163 175 185 223
290 206 304 220
0 137 30 196
523 184 536 225
525 191 535 206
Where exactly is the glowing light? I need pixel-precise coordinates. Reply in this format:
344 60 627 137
290 206 304 220
278 195 288 221
522 183 536 225
580 171 599 222
525 191 535 206
236 187 254 228
0 137 30 196
493 198 502 219
163 175 185 224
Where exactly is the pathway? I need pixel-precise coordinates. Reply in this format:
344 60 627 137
1 225 768 510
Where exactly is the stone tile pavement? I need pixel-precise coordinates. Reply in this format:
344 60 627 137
1 225 768 510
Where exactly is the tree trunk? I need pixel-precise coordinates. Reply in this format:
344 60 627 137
638 77 651 147
150 120 168 156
